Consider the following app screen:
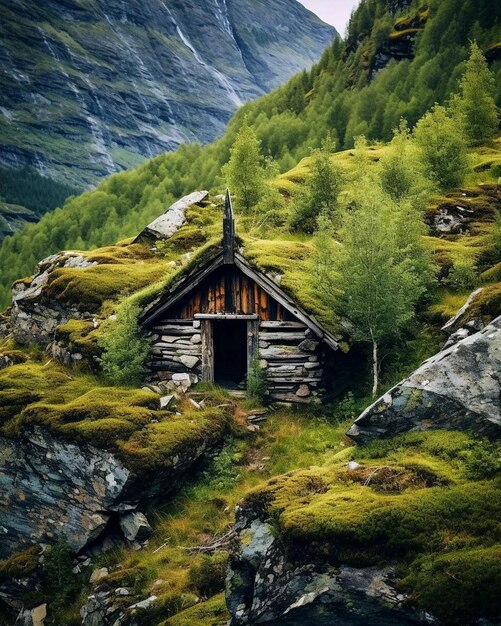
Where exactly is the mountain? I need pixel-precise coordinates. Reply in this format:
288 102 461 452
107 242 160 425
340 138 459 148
0 0 335 188
0 133 499 624
0 0 498 307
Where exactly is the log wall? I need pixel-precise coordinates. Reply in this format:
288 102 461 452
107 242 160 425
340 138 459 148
145 270 327 402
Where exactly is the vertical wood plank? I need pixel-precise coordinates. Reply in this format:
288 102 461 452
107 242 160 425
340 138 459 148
235 272 241 314
247 319 259 372
201 320 214 382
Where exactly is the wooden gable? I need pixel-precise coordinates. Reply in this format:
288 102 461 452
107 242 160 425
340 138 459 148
139 191 339 352
168 264 292 321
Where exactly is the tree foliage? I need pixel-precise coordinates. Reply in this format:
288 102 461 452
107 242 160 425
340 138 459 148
290 136 344 233
223 120 265 214
457 42 498 145
0 0 499 309
314 171 432 397
414 105 469 189
98 300 149 386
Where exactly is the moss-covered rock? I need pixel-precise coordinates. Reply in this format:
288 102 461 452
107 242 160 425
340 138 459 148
227 431 501 625
162 594 229 626
0 361 231 559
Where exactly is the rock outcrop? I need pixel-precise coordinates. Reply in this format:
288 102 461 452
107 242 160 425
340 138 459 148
0 0 335 188
2 251 96 345
227 509 427 625
0 427 130 558
134 190 208 243
348 315 501 443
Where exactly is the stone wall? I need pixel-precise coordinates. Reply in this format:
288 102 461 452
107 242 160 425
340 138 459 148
146 319 326 402
145 319 202 386
259 321 323 403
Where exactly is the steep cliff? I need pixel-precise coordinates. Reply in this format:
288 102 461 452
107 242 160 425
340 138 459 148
0 0 335 188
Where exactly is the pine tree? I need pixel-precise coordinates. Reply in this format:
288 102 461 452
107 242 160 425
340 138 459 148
457 42 498 145
223 120 265 214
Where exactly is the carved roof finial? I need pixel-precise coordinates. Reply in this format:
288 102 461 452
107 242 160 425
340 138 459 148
223 188 235 264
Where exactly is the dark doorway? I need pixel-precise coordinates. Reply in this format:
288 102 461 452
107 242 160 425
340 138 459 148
213 320 247 387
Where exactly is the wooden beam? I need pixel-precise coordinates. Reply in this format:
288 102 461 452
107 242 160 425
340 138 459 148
223 189 235 264
247 319 259 372
140 252 224 326
195 313 259 320
201 319 214 382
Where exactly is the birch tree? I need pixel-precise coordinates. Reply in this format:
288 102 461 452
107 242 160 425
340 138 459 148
315 177 430 397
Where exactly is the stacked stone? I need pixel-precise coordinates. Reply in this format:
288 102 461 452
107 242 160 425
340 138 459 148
258 321 323 403
146 319 201 384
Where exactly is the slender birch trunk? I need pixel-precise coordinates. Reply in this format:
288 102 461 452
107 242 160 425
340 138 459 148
372 340 378 398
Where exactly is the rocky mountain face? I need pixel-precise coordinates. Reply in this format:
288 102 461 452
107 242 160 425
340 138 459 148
0 0 335 188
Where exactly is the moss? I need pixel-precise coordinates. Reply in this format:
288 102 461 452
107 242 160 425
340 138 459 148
462 282 501 323
389 28 423 40
45 262 167 311
243 237 343 336
242 431 500 569
481 262 501 283
0 362 229 475
0 349 28 365
117 407 229 473
161 594 229 626
55 319 102 360
0 546 40 581
403 546 501 625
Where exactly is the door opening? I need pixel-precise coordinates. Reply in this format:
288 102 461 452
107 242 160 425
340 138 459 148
213 320 247 387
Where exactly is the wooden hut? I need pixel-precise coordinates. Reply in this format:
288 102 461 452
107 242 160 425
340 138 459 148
139 191 340 402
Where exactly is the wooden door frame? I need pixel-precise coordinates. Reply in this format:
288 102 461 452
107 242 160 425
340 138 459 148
196 315 259 383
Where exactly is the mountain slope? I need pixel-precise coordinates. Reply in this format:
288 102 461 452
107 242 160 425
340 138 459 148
0 0 499 309
0 0 335 187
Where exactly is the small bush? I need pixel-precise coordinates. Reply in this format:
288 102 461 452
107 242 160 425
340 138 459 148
463 441 501 479
42 541 85 617
445 255 477 290
247 358 268 404
98 299 149 386
200 438 242 491
188 552 228 598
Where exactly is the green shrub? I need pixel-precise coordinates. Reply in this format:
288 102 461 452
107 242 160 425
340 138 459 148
98 299 149 386
187 552 228 598
246 358 268 404
446 255 477 290
463 441 501 479
200 438 242 491
42 541 85 617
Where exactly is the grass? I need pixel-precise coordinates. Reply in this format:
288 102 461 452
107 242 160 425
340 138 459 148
77 406 356 625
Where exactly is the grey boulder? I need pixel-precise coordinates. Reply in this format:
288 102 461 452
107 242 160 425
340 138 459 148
119 511 152 543
134 191 208 243
348 315 501 443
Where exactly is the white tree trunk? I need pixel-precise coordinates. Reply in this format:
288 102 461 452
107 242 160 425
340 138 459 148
372 340 378 398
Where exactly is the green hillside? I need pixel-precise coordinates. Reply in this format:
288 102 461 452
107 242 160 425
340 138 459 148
0 0 499 309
